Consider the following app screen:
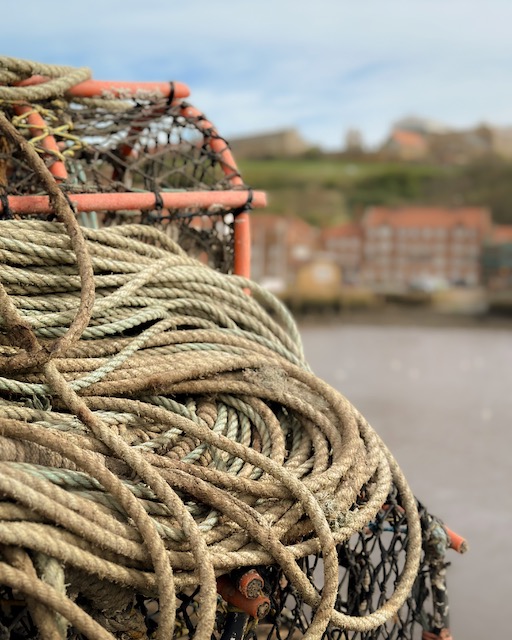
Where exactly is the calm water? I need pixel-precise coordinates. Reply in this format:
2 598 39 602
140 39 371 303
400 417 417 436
300 321 512 640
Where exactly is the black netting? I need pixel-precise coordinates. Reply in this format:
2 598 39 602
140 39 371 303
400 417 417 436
0 76 456 640
98 206 237 274
2 99 239 195
0 492 451 640
246 496 446 640
0 97 246 272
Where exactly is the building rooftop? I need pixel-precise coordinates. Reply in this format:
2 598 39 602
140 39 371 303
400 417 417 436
490 224 512 244
321 222 362 241
363 206 492 232
388 128 428 150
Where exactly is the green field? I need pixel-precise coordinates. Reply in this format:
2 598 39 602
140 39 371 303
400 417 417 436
238 158 452 226
238 155 512 226
238 158 443 190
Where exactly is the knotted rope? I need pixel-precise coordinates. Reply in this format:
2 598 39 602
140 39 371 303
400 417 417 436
0 83 422 640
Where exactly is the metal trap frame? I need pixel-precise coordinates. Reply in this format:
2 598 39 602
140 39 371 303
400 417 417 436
0 61 465 640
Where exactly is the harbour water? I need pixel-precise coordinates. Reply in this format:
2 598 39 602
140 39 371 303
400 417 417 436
299 320 512 640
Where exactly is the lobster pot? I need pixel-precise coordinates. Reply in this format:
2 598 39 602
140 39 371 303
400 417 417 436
0 74 265 274
0 58 463 640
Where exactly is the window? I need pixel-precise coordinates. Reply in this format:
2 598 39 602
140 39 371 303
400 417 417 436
377 224 393 239
364 269 375 282
292 245 311 260
466 271 478 285
364 243 376 257
466 244 479 258
394 269 405 281
453 224 470 240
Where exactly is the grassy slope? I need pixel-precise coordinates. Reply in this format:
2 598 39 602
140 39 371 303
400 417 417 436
238 158 449 226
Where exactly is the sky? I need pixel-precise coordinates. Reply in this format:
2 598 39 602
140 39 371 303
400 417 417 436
4 0 512 150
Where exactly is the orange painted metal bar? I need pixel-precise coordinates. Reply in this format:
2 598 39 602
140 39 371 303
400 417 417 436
177 104 252 277
179 104 242 187
217 575 270 619
69 80 190 99
14 76 190 100
443 526 468 554
422 629 453 640
13 105 68 182
234 211 252 278
3 190 266 216
15 75 51 88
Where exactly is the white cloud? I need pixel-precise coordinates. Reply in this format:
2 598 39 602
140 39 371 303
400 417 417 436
4 0 512 148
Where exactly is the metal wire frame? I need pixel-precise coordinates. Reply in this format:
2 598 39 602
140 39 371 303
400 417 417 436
0 76 266 277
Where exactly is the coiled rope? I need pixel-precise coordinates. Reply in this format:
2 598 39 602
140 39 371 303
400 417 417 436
0 77 422 640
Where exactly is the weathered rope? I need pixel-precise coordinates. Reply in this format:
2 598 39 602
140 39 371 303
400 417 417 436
0 217 422 638
0 55 165 110
0 56 91 102
0 87 422 639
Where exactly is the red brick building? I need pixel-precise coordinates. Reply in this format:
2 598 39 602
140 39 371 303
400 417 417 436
360 206 492 288
482 225 512 291
320 222 363 284
250 215 319 292
380 129 429 161
250 207 494 296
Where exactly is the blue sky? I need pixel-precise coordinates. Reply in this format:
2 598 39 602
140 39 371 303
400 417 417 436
4 0 512 149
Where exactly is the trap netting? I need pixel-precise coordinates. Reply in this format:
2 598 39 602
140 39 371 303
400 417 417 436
0 56 264 274
0 492 459 640
0 58 465 640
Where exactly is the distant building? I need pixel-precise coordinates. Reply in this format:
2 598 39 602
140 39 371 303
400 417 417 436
489 126 512 159
481 225 512 291
321 222 363 284
344 128 364 153
250 206 502 299
293 258 342 301
380 129 429 161
392 116 450 136
250 214 319 292
428 125 494 164
360 206 492 288
228 128 309 159
380 117 512 164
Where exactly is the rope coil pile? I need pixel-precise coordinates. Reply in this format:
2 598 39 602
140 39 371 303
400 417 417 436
0 215 422 639
0 57 422 640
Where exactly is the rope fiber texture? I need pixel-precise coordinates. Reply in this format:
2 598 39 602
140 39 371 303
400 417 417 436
0 57 91 102
0 213 422 639
0 58 423 640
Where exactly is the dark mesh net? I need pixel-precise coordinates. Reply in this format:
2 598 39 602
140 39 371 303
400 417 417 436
245 496 449 640
0 75 459 640
0 96 247 272
0 491 451 639
2 98 239 194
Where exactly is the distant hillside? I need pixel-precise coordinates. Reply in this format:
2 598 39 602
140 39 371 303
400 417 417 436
238 157 512 226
